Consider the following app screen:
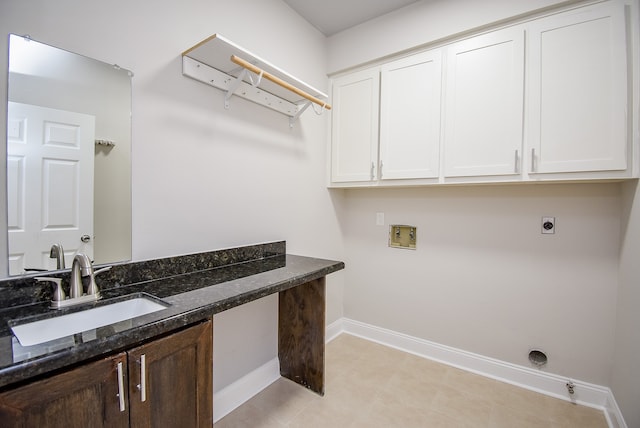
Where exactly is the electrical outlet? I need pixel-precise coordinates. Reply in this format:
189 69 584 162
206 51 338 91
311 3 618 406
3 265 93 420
542 217 555 234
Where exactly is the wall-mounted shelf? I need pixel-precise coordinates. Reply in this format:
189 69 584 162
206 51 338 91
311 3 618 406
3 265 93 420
182 34 331 126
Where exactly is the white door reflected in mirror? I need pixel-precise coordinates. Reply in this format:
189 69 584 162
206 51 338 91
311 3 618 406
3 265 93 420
7 102 95 275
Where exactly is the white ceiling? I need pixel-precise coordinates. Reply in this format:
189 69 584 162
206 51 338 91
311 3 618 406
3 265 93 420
282 0 421 36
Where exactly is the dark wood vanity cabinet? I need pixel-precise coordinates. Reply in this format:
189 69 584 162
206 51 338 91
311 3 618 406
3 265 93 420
0 320 213 428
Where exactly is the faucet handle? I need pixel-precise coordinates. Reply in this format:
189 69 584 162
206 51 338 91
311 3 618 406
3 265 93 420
93 266 112 276
86 266 112 296
36 277 66 302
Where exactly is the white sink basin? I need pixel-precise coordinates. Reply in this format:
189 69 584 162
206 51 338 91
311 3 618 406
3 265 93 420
11 296 169 347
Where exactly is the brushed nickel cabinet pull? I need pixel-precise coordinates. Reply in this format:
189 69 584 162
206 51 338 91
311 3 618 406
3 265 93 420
137 354 147 402
531 148 536 172
116 361 126 412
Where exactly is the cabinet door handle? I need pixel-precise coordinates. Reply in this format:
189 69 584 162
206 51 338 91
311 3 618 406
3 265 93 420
531 148 536 172
379 160 384 179
116 361 126 412
137 354 147 402
514 150 519 173
370 162 375 180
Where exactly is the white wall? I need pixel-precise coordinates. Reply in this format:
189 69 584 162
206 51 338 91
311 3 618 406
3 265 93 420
0 0 345 395
341 184 620 385
613 2 640 422
615 181 640 428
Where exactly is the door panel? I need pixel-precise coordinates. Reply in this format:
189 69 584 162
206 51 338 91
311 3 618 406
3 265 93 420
380 50 442 179
527 3 627 173
444 27 524 177
128 321 213 428
330 69 380 182
0 353 129 428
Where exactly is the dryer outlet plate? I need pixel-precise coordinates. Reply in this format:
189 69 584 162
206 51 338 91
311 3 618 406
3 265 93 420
542 217 555 234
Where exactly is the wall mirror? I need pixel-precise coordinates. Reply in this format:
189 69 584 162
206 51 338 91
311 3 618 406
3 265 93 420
3 34 132 276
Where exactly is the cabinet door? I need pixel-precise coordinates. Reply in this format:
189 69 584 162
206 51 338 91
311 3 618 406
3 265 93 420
128 321 212 428
330 68 380 182
443 27 525 178
0 353 129 428
527 3 627 174
379 50 442 180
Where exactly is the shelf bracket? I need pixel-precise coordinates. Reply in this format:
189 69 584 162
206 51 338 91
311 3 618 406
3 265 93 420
224 68 249 109
249 69 264 87
289 101 312 128
224 68 265 109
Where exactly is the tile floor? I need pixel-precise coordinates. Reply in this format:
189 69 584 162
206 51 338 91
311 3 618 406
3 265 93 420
215 334 608 427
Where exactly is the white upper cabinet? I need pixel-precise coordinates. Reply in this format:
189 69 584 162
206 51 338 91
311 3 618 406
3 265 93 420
330 68 380 183
526 2 628 175
379 51 443 180
443 27 525 178
328 0 636 187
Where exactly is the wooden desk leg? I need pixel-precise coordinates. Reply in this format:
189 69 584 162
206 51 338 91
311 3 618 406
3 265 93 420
278 277 326 396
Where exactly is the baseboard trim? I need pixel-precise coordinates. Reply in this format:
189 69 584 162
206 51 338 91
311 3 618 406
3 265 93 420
334 317 627 428
604 392 628 428
326 316 344 343
213 357 280 423
212 318 627 428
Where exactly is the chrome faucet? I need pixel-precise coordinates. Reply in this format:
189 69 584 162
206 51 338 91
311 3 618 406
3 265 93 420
69 254 111 298
45 254 111 309
49 243 65 270
70 254 93 298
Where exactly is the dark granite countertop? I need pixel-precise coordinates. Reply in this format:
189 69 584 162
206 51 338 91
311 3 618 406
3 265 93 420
0 242 344 390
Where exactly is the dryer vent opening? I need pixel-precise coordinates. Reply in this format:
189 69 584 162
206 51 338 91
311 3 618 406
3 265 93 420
528 349 548 367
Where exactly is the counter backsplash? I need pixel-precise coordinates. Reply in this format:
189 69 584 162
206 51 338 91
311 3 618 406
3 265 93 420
0 241 286 311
